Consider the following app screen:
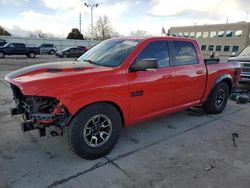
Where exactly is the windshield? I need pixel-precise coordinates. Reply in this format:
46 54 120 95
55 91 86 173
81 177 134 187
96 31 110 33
3 43 10 47
238 46 250 56
77 39 140 67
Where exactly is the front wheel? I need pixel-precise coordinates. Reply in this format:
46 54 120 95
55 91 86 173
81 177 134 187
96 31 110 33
0 52 5 58
203 82 229 114
66 103 122 159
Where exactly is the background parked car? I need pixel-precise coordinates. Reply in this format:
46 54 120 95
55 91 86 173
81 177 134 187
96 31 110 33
55 47 84 58
36 43 57 54
0 39 7 46
0 43 40 58
77 46 88 53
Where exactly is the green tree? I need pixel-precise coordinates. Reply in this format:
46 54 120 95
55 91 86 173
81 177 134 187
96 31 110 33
0 26 11 36
66 28 84 40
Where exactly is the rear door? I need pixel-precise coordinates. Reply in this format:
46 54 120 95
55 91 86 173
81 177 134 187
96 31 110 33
15 43 26 54
172 40 206 107
128 40 175 120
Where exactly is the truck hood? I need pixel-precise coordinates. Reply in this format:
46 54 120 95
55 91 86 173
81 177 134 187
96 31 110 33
4 61 114 95
229 56 250 62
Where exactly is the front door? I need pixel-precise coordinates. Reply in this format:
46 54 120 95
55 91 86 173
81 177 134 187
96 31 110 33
128 40 175 121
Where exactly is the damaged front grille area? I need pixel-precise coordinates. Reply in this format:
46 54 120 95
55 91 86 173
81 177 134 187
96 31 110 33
10 84 70 136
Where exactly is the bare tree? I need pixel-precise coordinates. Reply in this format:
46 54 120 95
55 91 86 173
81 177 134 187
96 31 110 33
93 15 115 40
130 30 148 37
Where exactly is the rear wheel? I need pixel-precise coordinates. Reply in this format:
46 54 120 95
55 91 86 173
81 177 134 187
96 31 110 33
66 103 122 159
0 52 4 58
63 53 67 58
203 82 229 114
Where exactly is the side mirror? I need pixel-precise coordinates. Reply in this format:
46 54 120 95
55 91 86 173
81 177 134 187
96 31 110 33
130 59 159 72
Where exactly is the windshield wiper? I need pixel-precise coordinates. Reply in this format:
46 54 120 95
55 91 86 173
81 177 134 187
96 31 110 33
82 59 103 66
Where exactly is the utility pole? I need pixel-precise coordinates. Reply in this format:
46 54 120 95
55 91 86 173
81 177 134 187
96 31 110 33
79 13 82 33
84 2 98 39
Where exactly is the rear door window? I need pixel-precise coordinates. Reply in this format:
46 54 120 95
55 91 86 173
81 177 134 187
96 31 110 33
173 41 198 66
137 41 170 68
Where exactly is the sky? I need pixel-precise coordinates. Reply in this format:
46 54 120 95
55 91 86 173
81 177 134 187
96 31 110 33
0 0 249 38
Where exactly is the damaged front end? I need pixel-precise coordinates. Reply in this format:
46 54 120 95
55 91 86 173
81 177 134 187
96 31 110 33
10 84 70 137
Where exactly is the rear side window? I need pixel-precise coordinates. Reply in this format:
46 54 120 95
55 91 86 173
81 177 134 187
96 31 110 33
137 41 170 68
15 43 25 48
173 41 198 66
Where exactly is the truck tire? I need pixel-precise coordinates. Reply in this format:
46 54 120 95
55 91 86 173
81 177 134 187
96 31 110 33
49 50 55 55
203 82 229 114
66 103 122 159
0 52 4 58
28 52 36 58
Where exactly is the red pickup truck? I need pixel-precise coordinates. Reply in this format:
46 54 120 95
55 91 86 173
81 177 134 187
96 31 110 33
5 37 240 159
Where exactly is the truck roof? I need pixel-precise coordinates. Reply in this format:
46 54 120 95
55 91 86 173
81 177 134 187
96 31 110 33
114 36 198 43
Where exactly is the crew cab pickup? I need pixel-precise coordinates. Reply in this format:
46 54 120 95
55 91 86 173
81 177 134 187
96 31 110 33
229 45 250 84
0 43 40 58
4 37 240 159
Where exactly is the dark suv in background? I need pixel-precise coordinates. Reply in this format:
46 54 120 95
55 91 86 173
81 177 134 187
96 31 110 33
36 43 57 54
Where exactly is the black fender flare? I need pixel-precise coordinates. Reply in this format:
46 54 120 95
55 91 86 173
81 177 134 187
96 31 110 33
213 74 233 94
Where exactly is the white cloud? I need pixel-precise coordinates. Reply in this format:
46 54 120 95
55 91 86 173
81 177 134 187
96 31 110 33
149 0 241 19
94 2 128 20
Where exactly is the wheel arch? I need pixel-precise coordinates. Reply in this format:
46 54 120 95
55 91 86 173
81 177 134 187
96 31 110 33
66 100 127 127
214 74 233 94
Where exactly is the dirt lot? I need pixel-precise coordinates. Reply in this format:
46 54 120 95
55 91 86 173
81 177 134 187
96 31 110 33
0 55 250 188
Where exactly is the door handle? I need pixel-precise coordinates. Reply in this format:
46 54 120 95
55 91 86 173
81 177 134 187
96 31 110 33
196 70 205 75
162 74 173 79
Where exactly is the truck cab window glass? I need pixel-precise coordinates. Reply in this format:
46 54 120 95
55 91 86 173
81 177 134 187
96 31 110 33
9 43 15 48
77 39 140 67
173 41 198 66
137 41 170 68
